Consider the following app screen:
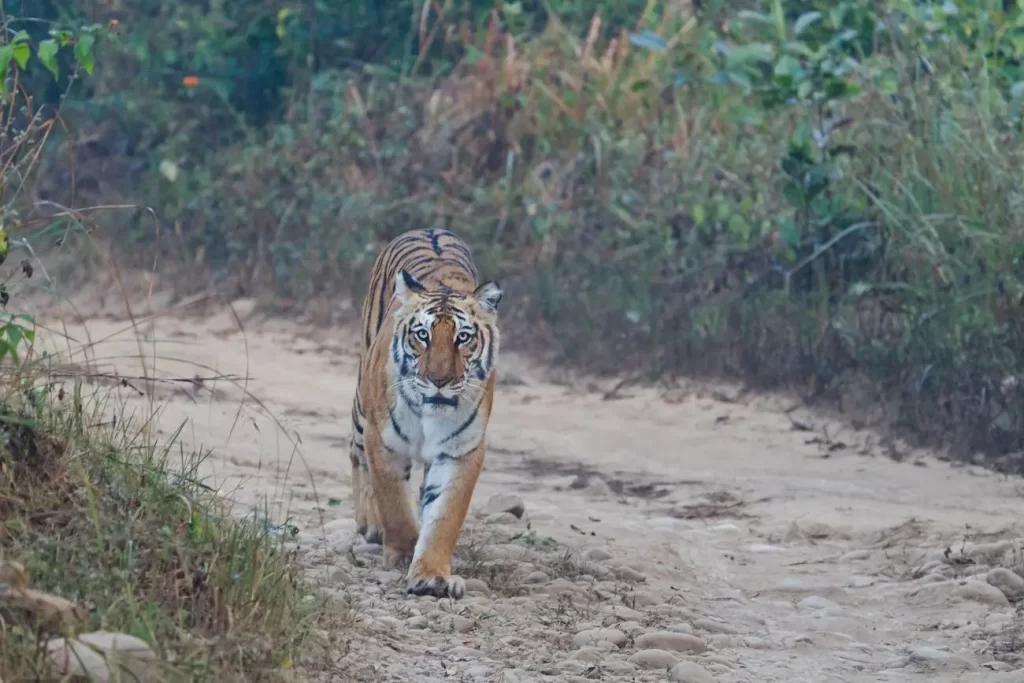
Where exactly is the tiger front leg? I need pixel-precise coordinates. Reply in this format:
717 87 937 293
364 427 420 567
407 448 485 599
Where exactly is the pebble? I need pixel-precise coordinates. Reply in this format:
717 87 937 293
571 647 604 663
670 661 717 682
485 494 526 519
524 571 549 584
628 648 679 669
584 548 614 562
572 628 628 648
954 579 1011 607
611 566 647 583
452 616 475 633
667 622 695 634
797 596 839 612
985 567 1024 599
908 646 976 671
693 618 738 635
635 631 708 654
464 578 489 593
352 543 381 555
406 615 427 629
602 660 636 674
617 621 644 634
604 605 645 621
486 512 521 524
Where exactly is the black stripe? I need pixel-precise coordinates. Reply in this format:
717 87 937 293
420 484 440 509
404 463 412 481
442 396 483 443
483 324 495 370
429 229 443 255
434 452 454 463
389 405 409 443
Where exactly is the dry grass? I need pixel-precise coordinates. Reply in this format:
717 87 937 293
0 335 325 681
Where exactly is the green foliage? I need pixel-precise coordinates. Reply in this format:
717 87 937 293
19 0 1024 467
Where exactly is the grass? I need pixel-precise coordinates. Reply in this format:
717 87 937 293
0 324 326 681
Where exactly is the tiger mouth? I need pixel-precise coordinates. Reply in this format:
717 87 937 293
423 395 459 408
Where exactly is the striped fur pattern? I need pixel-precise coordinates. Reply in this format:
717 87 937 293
350 228 503 599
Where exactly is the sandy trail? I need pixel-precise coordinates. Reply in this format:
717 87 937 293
34 301 1024 682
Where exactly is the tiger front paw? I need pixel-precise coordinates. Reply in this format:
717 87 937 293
406 573 465 600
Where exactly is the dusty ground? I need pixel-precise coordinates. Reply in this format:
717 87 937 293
31 296 1024 682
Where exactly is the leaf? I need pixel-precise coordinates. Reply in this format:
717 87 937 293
773 55 805 85
725 42 774 69
0 45 12 92
736 10 774 26
628 30 667 52
12 42 29 70
692 204 706 226
793 11 823 36
74 34 96 74
776 217 801 250
37 39 59 79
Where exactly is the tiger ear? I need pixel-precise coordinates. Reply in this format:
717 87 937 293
474 280 503 313
395 269 426 303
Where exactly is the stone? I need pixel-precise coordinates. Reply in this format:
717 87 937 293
985 567 1024 600
670 661 717 682
485 494 526 519
635 631 708 654
628 648 679 669
954 580 1011 607
572 628 627 648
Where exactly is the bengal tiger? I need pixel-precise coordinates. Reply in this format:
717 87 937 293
349 227 503 599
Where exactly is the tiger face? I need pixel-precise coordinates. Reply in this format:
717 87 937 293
392 269 502 410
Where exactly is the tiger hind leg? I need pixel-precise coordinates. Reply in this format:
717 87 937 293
351 404 383 544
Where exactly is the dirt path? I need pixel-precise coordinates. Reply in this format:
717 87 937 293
36 301 1024 682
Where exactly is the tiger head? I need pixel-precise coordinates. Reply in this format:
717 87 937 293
391 269 503 409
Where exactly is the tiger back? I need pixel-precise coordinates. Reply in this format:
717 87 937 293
348 228 503 599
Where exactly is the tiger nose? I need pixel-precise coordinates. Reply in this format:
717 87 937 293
426 375 451 388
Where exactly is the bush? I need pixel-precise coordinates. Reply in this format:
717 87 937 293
22 0 1024 471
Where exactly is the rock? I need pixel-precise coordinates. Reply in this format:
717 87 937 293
604 604 645 621
611 566 647 583
406 615 428 629
352 543 382 555
985 568 1024 600
584 548 614 562
955 580 1011 607
524 571 550 584
572 628 628 648
485 494 526 519
617 620 644 634
635 631 708 654
667 622 695 634
628 649 679 670
452 616 475 633
670 661 717 682
908 646 975 671
693 618 738 635
797 596 839 611
464 578 490 593
603 659 636 674
485 512 521 524
571 646 605 663
499 669 530 682
47 632 158 682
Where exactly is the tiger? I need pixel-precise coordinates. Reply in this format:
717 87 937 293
349 227 503 599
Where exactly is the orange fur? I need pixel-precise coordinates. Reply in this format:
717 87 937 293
349 228 503 598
